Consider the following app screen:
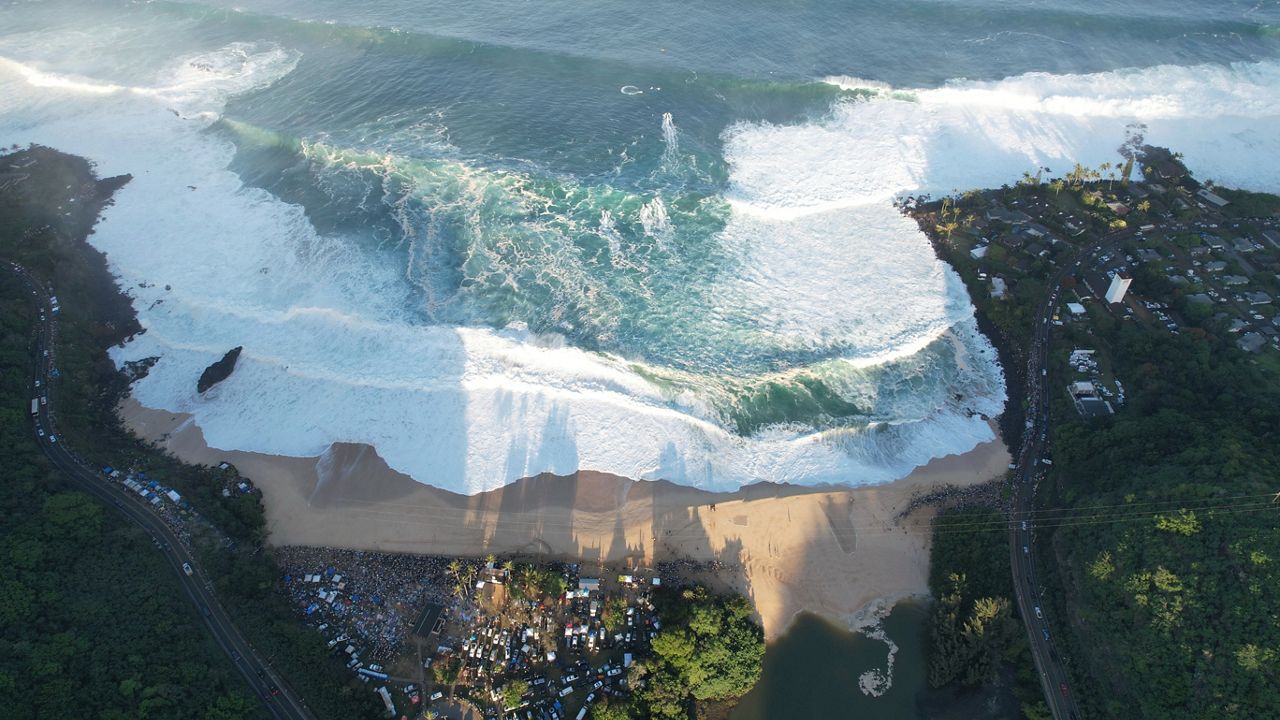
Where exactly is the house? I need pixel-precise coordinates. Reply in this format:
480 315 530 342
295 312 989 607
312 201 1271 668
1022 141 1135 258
991 277 1008 299
1233 237 1258 253
1262 229 1280 250
1223 275 1249 286
1137 249 1162 263
1246 292 1273 306
1186 293 1212 305
970 245 988 259
1070 381 1097 398
1203 260 1227 272
1106 202 1130 216
985 206 1032 226
1068 381 1114 418
1066 302 1087 316
1238 332 1267 353
1168 275 1190 287
578 578 601 593
1196 188 1230 208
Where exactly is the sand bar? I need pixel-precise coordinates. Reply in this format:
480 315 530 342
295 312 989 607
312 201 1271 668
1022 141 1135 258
122 397 1009 638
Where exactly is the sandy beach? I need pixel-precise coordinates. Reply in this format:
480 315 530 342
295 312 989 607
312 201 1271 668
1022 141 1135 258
122 397 1009 638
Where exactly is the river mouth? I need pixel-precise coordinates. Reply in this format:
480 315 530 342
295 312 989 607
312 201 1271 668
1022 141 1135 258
730 603 928 720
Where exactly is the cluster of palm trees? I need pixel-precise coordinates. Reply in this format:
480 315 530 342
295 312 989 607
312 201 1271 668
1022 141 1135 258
448 557 481 599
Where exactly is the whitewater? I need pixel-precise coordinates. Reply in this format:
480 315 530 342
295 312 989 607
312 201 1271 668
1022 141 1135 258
2 31 1278 494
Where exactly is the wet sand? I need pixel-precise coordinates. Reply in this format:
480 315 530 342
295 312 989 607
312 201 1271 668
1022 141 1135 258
122 397 1009 638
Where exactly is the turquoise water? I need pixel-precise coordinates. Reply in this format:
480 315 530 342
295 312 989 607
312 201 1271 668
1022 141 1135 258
0 1 1275 493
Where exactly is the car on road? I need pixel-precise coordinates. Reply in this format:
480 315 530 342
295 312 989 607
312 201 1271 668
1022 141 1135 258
1023 545 1029 554
269 686 279 697
182 562 194 576
1042 628 1050 641
1060 682 1069 697
1034 606 1042 619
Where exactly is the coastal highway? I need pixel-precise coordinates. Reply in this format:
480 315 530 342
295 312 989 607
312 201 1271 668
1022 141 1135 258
6 262 317 720
1009 228 1131 720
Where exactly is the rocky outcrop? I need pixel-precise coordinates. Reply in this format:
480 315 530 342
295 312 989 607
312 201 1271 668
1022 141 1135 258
197 346 242 394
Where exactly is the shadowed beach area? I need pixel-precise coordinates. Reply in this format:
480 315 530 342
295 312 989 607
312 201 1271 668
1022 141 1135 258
122 396 1009 638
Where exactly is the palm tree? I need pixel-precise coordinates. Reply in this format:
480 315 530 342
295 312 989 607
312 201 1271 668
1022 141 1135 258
1050 179 1065 196
1137 200 1151 213
1068 163 1087 189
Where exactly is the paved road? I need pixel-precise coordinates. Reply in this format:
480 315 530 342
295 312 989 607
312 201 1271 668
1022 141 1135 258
1008 229 1131 720
6 262 317 720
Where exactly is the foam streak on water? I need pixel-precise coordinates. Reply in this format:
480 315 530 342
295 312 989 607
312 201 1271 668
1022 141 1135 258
2 30 1277 493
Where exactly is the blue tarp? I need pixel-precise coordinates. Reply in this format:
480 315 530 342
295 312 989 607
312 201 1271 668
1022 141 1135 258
371 595 382 605
102 466 113 475
283 574 292 583
305 603 320 615
325 566 335 577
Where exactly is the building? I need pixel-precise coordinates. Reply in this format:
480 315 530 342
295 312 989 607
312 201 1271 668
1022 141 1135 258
412 603 446 638
578 578 601 593
1066 302 1087 316
1105 274 1131 304
985 206 1032 226
1233 237 1258 253
1196 188 1230 208
1224 275 1249 287
1238 332 1267 353
970 245 988 259
991 276 1008 299
1068 381 1114 419
1203 260 1227 272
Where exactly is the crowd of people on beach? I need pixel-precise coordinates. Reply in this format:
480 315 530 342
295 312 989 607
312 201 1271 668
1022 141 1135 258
897 480 1006 523
277 546 457 660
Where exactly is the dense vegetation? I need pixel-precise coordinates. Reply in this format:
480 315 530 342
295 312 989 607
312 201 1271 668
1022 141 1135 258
591 587 765 720
1 147 381 720
1045 320 1280 719
0 278 264 719
915 150 1280 719
926 509 1047 720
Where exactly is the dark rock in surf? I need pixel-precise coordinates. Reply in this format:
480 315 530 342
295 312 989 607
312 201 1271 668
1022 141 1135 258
198 346 243 394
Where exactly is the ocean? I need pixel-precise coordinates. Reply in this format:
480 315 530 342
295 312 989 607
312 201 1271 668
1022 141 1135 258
1 0 1276 494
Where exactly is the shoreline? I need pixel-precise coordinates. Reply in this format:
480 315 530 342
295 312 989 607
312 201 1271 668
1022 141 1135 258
122 396 1009 638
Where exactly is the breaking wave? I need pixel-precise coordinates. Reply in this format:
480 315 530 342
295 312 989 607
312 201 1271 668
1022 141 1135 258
6 27 1273 494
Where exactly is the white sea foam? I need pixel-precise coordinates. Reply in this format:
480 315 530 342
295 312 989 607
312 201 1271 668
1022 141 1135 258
6 46 1275 494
